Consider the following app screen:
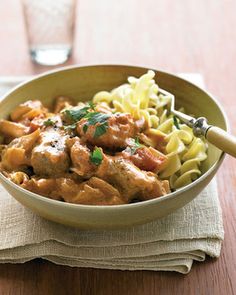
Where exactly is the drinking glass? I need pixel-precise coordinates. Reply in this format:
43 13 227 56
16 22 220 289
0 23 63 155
22 0 76 66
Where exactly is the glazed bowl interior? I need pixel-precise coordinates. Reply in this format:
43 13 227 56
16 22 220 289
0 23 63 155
0 65 227 229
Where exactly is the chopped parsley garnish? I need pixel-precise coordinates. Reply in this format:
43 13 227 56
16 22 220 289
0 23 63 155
94 124 108 138
85 112 110 125
63 123 77 130
88 101 95 110
83 124 88 133
63 103 110 138
43 118 56 126
173 115 180 129
63 106 90 122
83 112 111 138
90 147 103 165
135 137 142 146
130 137 143 155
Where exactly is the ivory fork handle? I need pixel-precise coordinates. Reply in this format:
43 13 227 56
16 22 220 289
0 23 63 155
205 126 236 157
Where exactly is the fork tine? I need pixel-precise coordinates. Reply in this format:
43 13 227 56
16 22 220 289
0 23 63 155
158 88 196 126
159 88 175 111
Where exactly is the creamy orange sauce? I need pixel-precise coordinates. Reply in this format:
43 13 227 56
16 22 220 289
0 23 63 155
0 96 170 205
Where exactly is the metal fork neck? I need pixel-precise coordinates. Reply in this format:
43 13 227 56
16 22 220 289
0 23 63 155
192 117 211 137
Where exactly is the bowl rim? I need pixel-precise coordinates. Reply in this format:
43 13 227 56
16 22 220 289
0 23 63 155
0 63 228 211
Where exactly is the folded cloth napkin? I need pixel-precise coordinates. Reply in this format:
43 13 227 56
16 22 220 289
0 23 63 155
0 74 224 274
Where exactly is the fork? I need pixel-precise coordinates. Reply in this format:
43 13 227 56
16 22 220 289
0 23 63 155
158 88 236 158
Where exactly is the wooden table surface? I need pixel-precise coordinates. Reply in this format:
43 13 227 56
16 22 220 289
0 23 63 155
0 0 236 294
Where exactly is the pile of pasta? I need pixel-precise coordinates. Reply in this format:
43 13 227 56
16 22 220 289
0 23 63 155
93 70 207 189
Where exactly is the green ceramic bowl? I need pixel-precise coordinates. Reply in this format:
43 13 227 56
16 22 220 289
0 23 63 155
0 65 227 229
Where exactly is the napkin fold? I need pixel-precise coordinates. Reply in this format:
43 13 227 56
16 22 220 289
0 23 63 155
0 74 224 274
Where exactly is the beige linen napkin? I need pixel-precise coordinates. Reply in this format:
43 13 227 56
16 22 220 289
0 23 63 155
0 74 224 274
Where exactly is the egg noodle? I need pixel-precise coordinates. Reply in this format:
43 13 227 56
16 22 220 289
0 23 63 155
93 70 207 189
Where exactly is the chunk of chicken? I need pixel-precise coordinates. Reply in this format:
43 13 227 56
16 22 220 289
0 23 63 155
67 137 95 178
8 171 29 185
1 129 40 171
31 128 70 177
10 100 47 121
22 177 59 198
121 146 168 172
0 119 30 138
30 114 63 132
96 156 170 202
77 113 139 149
57 177 124 205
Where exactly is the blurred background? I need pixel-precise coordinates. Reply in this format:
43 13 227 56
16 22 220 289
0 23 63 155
0 0 235 110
